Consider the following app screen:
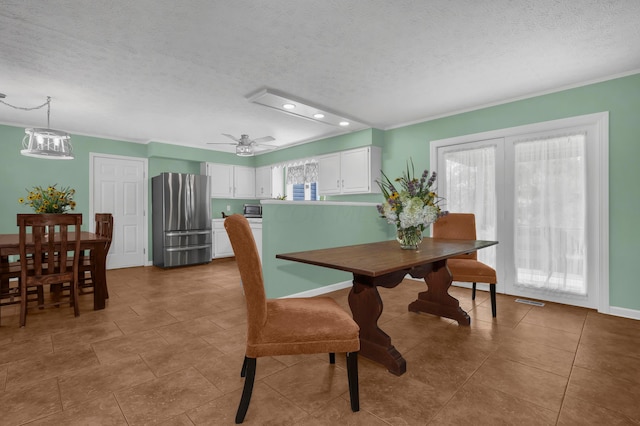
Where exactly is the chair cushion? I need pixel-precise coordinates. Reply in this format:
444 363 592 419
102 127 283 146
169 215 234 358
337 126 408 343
246 297 360 358
447 259 497 284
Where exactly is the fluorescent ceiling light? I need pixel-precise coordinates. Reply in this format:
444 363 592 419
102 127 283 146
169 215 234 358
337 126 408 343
247 88 368 131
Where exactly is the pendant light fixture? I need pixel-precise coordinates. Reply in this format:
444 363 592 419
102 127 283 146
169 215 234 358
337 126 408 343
0 94 74 160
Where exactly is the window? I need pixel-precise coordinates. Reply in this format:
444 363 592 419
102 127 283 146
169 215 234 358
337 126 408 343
285 160 319 201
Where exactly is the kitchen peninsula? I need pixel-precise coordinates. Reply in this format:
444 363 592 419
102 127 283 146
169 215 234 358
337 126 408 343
259 200 392 298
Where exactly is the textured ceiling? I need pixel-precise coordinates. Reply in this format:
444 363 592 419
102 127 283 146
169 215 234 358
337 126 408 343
1 1 639 154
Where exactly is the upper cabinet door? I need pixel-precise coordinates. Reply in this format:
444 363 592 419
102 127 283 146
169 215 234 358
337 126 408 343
318 147 381 195
206 163 234 198
318 152 341 195
234 166 256 198
255 166 272 199
341 147 372 193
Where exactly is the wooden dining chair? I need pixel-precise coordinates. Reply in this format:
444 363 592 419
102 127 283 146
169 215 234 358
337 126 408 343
0 255 44 325
17 213 83 327
77 213 113 296
224 214 360 424
433 213 498 317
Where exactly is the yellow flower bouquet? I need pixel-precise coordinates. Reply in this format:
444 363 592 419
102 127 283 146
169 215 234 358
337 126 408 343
18 184 76 213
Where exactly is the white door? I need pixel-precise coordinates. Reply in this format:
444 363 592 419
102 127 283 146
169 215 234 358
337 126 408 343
91 154 147 269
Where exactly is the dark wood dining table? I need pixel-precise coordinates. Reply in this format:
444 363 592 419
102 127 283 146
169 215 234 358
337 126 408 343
0 231 110 310
277 237 498 375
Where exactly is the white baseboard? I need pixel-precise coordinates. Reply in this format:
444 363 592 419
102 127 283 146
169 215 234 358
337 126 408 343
280 281 353 299
608 306 640 321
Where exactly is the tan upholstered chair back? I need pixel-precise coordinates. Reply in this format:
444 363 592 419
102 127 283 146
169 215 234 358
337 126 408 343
433 213 478 260
224 214 268 342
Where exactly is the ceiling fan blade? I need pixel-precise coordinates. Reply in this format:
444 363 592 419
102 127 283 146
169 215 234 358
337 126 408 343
252 136 275 144
206 142 237 145
222 133 240 142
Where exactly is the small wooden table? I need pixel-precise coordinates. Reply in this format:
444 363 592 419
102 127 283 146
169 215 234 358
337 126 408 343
0 232 110 310
277 237 498 375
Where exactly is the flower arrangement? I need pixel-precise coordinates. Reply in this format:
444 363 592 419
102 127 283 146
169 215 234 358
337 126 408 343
376 160 447 249
18 184 76 213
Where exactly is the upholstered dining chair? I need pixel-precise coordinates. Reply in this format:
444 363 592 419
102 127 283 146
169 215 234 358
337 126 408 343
78 213 113 296
433 213 498 317
17 213 82 327
224 214 360 424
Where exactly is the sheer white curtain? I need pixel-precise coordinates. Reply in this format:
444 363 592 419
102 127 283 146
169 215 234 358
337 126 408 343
513 133 587 295
443 146 497 267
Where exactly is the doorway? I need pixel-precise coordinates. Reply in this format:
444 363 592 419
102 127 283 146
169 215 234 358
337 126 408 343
90 153 148 269
431 113 609 311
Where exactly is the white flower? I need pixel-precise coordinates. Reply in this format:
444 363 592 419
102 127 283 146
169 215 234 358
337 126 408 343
381 202 398 224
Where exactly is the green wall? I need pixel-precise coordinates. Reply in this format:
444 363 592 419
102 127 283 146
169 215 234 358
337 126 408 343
262 201 391 298
1 73 639 311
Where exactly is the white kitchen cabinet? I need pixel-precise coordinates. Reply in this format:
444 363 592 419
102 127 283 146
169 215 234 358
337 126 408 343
201 163 256 198
234 166 256 198
318 153 341 194
212 219 234 258
318 146 381 195
201 163 234 198
255 166 272 199
212 218 262 261
247 218 262 261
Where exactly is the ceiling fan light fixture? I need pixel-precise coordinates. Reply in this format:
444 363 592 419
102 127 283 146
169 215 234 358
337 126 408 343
236 144 254 157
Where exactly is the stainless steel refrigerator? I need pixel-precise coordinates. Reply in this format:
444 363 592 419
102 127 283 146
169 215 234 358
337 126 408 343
152 173 212 268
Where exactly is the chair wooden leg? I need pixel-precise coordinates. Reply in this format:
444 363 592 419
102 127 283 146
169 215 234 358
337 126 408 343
490 284 497 317
236 357 256 424
71 281 80 317
329 352 335 364
19 282 27 328
472 282 477 300
346 352 359 412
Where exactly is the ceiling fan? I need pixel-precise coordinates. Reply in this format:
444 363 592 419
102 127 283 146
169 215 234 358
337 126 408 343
208 133 276 157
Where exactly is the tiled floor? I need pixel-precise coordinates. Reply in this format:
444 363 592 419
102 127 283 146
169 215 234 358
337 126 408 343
1 259 640 425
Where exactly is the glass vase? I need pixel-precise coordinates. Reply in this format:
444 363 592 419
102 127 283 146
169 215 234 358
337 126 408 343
396 226 423 250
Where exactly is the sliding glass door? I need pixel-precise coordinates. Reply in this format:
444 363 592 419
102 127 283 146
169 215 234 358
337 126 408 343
432 113 608 309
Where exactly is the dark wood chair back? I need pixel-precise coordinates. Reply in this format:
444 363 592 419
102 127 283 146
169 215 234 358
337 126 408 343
95 213 114 253
17 213 83 327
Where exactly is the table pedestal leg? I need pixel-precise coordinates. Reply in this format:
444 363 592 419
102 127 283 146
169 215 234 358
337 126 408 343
348 280 406 376
408 260 471 325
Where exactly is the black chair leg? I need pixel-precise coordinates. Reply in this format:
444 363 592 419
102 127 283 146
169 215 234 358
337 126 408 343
346 352 359 412
329 352 335 364
240 356 248 377
472 282 477 300
236 357 256 424
490 284 497 317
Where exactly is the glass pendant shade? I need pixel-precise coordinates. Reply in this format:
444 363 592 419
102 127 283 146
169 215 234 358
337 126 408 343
21 127 74 160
